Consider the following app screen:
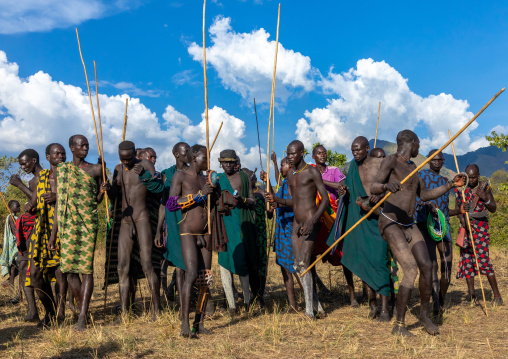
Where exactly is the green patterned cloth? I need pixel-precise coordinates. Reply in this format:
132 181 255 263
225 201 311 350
1 215 18 277
254 193 268 277
57 162 98 275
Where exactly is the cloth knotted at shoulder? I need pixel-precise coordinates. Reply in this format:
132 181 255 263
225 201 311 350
207 189 236 252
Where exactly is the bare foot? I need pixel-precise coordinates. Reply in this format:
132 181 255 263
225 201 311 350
392 324 415 337
419 315 439 335
378 310 390 322
24 312 40 323
181 323 198 339
350 299 359 309
368 306 378 319
493 296 504 306
73 322 87 332
197 325 211 335
316 310 327 319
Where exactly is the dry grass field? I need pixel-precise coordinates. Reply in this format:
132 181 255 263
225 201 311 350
1 243 507 359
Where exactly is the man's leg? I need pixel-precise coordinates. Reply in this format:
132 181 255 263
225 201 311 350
293 223 321 319
117 223 134 314
180 234 199 337
488 274 503 305
366 284 378 319
193 243 213 333
407 226 438 335
420 223 440 315
436 237 453 309
19 260 39 322
281 267 297 310
30 263 57 326
53 267 67 323
380 222 418 336
343 266 358 307
73 273 93 331
136 219 161 317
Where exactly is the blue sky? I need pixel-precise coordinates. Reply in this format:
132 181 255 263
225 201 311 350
0 0 507 177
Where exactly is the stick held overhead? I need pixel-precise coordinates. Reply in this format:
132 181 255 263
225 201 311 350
122 98 128 142
266 3 281 210
203 0 211 234
374 102 381 148
301 88 505 277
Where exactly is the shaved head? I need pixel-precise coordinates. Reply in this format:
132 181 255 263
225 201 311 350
288 140 304 152
465 163 479 175
352 136 369 148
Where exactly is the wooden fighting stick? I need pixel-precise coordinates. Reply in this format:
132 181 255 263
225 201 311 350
203 0 211 234
93 61 110 222
209 122 223 152
374 102 381 148
448 129 488 316
265 3 281 210
76 29 103 178
301 88 505 277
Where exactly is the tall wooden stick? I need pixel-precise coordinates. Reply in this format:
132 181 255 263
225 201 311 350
0 191 13 219
93 61 110 222
301 88 505 277
122 98 128 141
203 0 211 234
104 99 129 309
266 3 281 210
374 102 381 148
254 98 263 171
76 28 102 170
448 129 488 316
210 122 223 152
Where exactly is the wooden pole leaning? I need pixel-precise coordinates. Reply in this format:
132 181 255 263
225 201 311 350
93 61 110 222
104 99 129 310
203 0 211 234
0 190 13 219
122 98 128 141
374 102 381 148
265 3 281 211
301 88 505 277
76 29 102 171
210 122 223 152
448 129 488 316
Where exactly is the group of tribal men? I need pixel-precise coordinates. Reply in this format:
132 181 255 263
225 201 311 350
0 128 503 337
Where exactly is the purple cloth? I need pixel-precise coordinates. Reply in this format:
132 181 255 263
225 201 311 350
321 166 346 201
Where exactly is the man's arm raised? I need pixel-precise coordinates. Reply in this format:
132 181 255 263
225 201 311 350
418 174 465 202
299 167 330 236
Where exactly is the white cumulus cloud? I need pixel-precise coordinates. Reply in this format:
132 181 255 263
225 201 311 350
297 59 482 156
0 0 141 34
188 16 316 106
0 50 264 172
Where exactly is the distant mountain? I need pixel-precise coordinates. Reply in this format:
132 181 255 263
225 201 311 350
369 139 508 178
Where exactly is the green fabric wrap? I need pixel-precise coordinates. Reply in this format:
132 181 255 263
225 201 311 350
138 169 164 193
339 159 391 296
161 166 185 270
217 171 258 276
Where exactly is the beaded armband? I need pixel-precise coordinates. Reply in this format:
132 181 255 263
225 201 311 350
166 196 181 212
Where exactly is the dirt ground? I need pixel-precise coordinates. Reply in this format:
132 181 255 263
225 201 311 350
1 244 507 358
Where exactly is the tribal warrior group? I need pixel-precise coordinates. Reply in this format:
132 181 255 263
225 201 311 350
1 128 503 337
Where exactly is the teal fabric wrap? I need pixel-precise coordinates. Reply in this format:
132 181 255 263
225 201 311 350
217 172 258 276
339 160 391 296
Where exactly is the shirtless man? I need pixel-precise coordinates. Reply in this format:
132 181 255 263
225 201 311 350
340 137 390 321
370 130 465 336
285 140 330 319
9 149 43 322
167 144 213 337
108 141 161 318
49 135 108 331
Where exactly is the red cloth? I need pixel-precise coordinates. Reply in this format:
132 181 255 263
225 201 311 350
15 213 35 255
